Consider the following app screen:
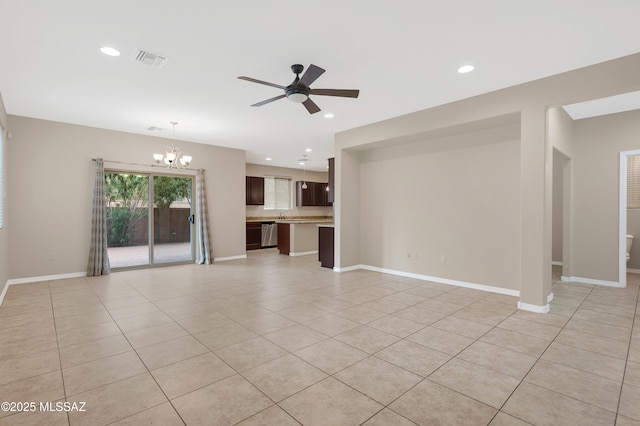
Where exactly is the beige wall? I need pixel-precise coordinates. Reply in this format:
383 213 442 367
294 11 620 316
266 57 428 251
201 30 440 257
552 150 564 263
548 107 575 270
336 53 640 310
245 163 331 218
0 93 8 296
357 125 521 291
6 116 246 280
572 110 640 282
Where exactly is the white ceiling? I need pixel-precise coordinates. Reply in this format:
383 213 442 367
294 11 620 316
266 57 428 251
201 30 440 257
1 1 639 171
563 91 640 120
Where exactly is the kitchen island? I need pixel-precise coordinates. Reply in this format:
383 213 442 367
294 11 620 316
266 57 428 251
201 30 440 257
276 219 333 256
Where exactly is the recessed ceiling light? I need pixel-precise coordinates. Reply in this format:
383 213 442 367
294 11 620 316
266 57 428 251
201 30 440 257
265 157 272 161
324 113 334 118
100 46 121 57
458 65 474 74
299 162 305 165
305 148 312 152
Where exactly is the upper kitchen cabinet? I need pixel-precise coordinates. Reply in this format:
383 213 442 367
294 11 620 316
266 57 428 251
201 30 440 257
296 181 330 206
246 176 264 205
327 157 335 204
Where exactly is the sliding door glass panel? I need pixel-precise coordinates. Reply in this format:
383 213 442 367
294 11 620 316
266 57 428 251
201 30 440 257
152 175 194 264
105 172 150 268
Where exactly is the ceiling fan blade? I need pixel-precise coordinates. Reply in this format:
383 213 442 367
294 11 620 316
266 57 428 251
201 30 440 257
251 94 286 107
238 76 286 90
302 98 321 114
310 89 360 98
298 64 325 88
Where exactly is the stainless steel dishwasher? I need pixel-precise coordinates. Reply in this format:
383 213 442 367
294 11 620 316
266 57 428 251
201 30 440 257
261 221 277 248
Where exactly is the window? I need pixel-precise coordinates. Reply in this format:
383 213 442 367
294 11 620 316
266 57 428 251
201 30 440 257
629 155 640 209
0 128 4 229
263 176 291 210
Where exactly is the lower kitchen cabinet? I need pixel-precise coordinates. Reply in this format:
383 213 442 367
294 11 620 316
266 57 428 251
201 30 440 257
318 226 334 268
246 222 262 250
277 223 290 255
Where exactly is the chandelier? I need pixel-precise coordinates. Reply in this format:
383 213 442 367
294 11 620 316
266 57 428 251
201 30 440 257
153 122 192 169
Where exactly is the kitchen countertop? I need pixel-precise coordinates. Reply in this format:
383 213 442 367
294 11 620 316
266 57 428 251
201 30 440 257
246 216 332 224
276 219 334 225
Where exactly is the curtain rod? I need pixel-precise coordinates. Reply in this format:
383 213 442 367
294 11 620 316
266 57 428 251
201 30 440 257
91 158 200 172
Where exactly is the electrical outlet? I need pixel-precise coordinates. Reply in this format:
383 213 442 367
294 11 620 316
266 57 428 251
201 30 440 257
49 252 57 261
440 254 446 263
406 252 417 261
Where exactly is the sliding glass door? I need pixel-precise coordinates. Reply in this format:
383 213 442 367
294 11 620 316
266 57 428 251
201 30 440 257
105 171 194 269
152 175 193 265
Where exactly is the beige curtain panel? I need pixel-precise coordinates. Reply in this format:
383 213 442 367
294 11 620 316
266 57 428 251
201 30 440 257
87 158 111 276
196 169 212 264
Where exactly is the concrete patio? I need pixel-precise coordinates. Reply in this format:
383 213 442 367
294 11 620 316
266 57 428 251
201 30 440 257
108 242 193 268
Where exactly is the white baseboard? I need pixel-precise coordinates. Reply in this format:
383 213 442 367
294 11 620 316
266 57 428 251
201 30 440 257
333 264 364 272
7 272 87 285
0 282 9 307
336 264 519 298
518 301 550 314
289 251 318 257
551 261 563 266
547 292 554 303
214 255 247 262
1 272 87 307
627 268 640 274
561 276 622 288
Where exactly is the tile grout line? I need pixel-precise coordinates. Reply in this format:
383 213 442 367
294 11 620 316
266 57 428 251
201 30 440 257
82 275 189 426
48 279 72 426
492 282 635 423
614 278 640 423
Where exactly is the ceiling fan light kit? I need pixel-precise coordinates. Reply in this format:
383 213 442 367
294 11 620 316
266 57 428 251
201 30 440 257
238 64 359 114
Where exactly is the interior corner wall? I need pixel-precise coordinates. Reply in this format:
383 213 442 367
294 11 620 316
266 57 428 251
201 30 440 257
0 93 8 297
335 148 361 269
552 151 564 263
245 163 331 218
547 107 575 269
572 109 640 282
6 115 246 280
357 125 521 291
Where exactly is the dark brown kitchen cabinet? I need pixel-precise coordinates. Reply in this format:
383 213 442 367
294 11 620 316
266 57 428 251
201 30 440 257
277 223 290 255
296 181 315 206
327 157 335 204
318 226 334 268
314 182 328 206
296 181 330 206
246 176 264 205
246 222 262 250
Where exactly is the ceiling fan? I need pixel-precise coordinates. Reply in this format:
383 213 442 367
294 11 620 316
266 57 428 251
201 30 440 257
238 64 359 114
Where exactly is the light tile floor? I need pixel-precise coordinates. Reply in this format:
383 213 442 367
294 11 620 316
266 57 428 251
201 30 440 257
0 250 639 425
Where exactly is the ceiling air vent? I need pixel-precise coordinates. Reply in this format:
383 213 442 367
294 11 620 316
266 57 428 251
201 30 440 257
133 48 168 68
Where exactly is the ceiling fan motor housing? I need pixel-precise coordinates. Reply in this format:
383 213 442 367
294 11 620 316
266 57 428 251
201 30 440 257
286 85 309 103
286 64 309 102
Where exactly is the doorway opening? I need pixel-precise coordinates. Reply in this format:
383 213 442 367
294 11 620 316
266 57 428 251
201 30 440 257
620 150 640 288
105 171 194 269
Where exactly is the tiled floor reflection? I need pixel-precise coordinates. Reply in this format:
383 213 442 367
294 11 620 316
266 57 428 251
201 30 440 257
0 251 638 425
